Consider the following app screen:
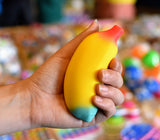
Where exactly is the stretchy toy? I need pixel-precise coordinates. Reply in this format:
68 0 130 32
64 25 124 122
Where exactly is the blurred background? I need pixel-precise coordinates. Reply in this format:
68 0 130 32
0 0 160 140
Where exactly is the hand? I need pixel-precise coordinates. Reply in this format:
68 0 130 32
25 21 124 128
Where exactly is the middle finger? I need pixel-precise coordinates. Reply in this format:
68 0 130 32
98 69 123 88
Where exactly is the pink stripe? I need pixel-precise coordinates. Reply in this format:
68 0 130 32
140 128 158 140
121 137 129 140
152 130 160 139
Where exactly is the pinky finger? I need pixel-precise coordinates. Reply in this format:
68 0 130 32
92 96 116 118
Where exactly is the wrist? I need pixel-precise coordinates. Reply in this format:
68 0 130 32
0 79 33 135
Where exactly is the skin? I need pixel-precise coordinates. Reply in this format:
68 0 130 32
0 21 124 135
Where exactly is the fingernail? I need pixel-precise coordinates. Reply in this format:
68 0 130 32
88 19 99 28
95 96 103 102
99 84 108 92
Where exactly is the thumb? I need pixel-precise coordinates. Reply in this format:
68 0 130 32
55 20 99 59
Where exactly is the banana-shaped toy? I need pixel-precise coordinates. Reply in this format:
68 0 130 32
64 25 124 122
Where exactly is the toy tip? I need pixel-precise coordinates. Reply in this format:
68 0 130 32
101 25 124 44
111 25 124 43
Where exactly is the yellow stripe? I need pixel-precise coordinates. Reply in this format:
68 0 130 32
107 0 136 4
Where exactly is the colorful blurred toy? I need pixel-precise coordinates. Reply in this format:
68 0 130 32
145 63 160 82
154 90 160 98
131 43 150 58
121 123 160 140
103 116 125 140
0 134 12 140
143 78 160 94
124 66 143 81
123 57 141 67
121 101 140 119
142 50 160 68
134 87 153 101
0 128 58 140
122 44 160 102
55 125 102 140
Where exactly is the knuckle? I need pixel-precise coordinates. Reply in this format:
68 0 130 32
115 90 125 105
106 100 115 110
116 60 123 73
103 99 117 117
109 106 116 117
116 72 123 88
